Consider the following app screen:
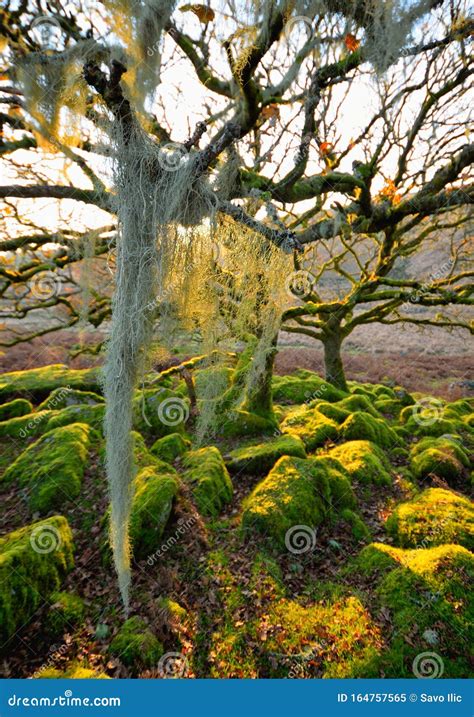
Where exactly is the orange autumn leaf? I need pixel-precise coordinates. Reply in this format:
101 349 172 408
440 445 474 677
261 103 280 121
378 179 402 204
344 33 360 52
180 4 215 23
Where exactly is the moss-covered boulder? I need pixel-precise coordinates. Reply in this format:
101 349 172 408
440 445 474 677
0 516 74 643
328 440 392 486
386 488 474 550
313 400 350 424
38 664 110 679
218 409 277 438
109 616 163 673
2 423 91 513
340 411 398 449
280 406 339 450
374 398 403 418
132 388 189 438
0 398 33 421
45 404 105 433
226 434 306 475
130 463 179 559
0 364 101 402
241 455 356 548
0 410 56 439
183 446 233 516
273 372 346 405
410 436 470 484
45 591 85 636
350 542 473 676
37 387 104 412
150 432 191 463
338 394 380 417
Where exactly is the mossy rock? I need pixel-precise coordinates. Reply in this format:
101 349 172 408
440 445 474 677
337 394 380 417
45 591 85 636
0 516 74 644
350 542 473 676
272 372 346 405
386 488 474 550
183 446 233 516
340 411 398 449
410 436 470 485
45 403 105 433
241 455 356 548
280 406 339 451
109 616 163 673
340 508 371 541
38 664 110 679
314 400 350 424
328 440 392 486
259 595 383 677
2 423 91 513
372 384 397 399
0 398 33 421
226 434 306 475
374 398 402 418
130 463 179 559
150 432 191 463
0 364 101 402
132 388 189 438
443 398 473 419
0 410 56 439
405 415 464 439
216 409 276 438
37 387 104 412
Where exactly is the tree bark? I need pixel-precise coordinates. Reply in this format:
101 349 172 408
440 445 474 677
323 330 348 392
241 335 278 418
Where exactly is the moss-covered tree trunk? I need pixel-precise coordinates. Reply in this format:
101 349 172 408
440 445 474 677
241 334 278 418
322 329 348 392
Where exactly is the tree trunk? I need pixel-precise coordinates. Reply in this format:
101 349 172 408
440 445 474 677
241 335 278 418
323 331 348 392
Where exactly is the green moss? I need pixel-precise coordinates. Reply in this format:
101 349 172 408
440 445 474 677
37 387 104 412
350 542 473 676
45 591 85 636
386 488 474 550
129 463 179 559
272 372 346 405
372 384 397 399
45 404 105 433
0 364 101 402
193 366 234 398
38 664 109 678
132 388 189 437
406 415 464 438
0 410 56 439
2 423 91 513
280 406 339 450
219 409 277 438
340 508 371 541
109 616 163 672
0 516 74 643
241 455 356 548
314 401 350 424
260 596 383 677
226 434 306 475
443 399 473 419
340 411 399 448
338 394 380 417
150 432 191 463
374 398 402 418
328 440 392 486
0 398 33 421
410 436 470 484
183 446 233 516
